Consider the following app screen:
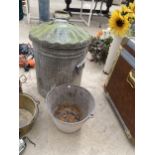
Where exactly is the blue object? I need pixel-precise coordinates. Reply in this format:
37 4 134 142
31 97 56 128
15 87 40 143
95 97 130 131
38 0 50 21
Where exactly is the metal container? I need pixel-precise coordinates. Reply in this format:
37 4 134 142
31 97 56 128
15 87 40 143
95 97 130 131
29 20 92 97
46 84 95 133
19 93 39 136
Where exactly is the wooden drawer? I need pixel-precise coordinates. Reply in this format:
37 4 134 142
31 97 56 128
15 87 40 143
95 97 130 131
105 37 135 140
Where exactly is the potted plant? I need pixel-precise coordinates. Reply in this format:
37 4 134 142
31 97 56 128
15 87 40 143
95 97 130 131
88 31 113 64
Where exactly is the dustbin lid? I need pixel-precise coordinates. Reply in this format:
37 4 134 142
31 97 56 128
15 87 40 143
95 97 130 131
29 20 92 49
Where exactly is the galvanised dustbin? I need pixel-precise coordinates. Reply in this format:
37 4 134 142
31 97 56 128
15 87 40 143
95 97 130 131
29 20 92 97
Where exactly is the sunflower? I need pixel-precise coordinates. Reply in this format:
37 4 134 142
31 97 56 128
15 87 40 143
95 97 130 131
109 10 130 37
121 5 132 16
126 12 135 24
129 2 135 13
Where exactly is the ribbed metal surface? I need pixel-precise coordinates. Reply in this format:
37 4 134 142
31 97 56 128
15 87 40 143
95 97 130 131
33 43 87 97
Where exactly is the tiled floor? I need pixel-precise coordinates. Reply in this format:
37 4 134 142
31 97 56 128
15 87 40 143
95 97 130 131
19 0 134 154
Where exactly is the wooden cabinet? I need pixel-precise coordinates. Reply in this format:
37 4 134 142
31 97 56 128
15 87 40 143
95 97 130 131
105 38 135 141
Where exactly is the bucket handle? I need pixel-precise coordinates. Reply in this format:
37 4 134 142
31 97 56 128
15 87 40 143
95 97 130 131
89 113 94 118
88 104 95 119
32 97 40 120
19 74 27 83
83 113 94 123
19 74 27 94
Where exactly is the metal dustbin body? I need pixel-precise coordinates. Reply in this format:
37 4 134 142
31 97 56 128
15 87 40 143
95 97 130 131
29 20 92 97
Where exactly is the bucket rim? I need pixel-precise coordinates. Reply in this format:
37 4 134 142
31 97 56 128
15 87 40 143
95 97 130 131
19 93 39 129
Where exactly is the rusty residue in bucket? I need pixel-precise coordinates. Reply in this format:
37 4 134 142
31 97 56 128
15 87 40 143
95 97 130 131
54 103 82 123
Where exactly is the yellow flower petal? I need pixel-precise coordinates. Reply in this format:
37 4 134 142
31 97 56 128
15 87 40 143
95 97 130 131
129 2 135 13
109 10 130 37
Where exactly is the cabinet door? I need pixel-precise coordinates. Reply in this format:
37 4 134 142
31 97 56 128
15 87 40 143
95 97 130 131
107 56 135 138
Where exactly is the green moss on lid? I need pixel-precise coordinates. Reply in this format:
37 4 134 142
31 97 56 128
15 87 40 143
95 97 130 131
29 21 92 47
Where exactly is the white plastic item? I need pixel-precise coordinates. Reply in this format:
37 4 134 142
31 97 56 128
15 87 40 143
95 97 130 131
104 36 122 74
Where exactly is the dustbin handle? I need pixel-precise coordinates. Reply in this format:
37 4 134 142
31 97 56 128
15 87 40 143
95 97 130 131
75 61 85 74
